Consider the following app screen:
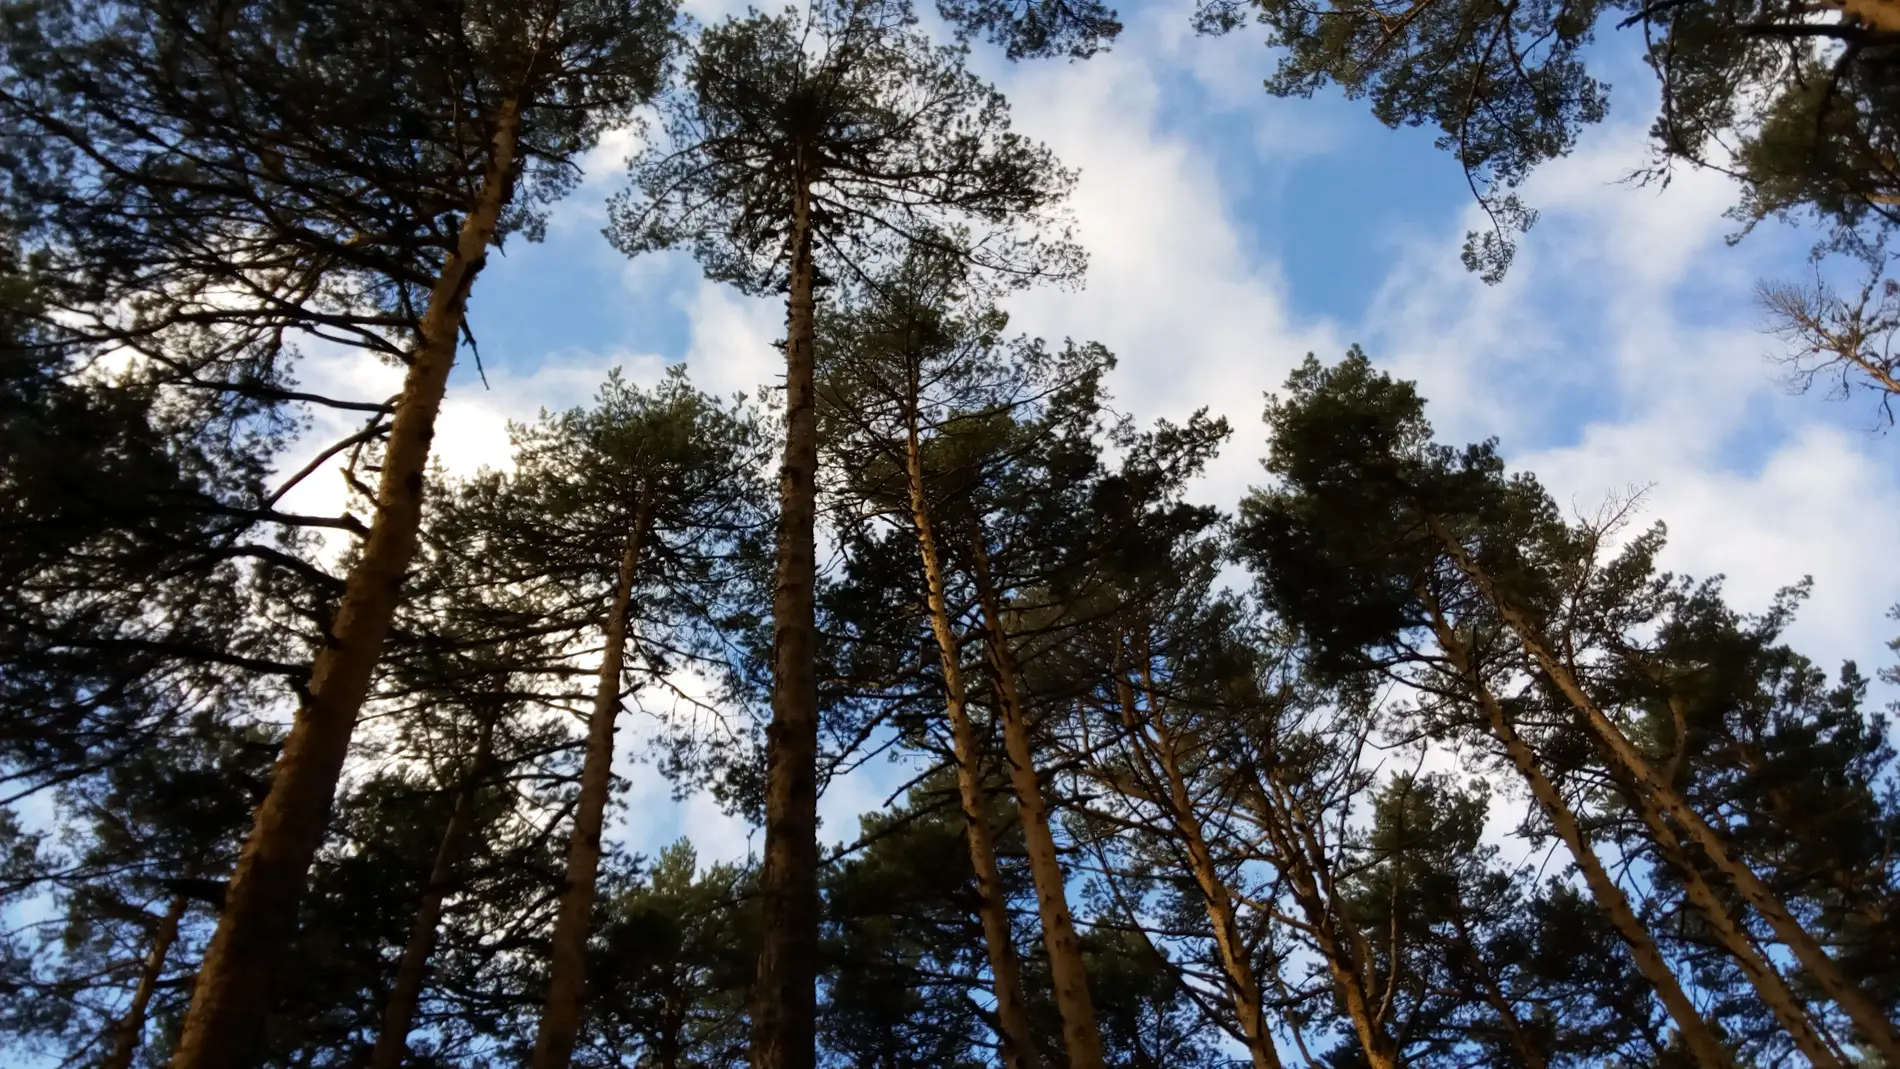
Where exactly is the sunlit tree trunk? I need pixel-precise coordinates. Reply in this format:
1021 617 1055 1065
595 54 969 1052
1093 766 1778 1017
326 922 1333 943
1429 516 1900 1065
529 483 657 1069
104 893 189 1069
1112 639 1283 1069
1240 765 1399 1069
969 531 1106 1069
169 96 522 1069
1424 598 1732 1069
902 417 1038 1069
752 147 821 1069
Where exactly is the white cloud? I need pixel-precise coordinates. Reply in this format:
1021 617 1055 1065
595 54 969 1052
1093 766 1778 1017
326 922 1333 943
991 33 1335 511
255 6 1900 873
679 279 784 403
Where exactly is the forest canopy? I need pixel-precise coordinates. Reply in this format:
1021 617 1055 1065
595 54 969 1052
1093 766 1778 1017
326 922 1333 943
1 0 1898 1068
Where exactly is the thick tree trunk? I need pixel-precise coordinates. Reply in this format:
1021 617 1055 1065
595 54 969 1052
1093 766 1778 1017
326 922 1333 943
1428 517 1900 1065
968 532 1106 1069
751 156 821 1069
168 98 522 1069
529 486 657 1069
369 717 500 1069
903 427 1037 1069
1113 649 1281 1069
105 894 189 1069
1824 0 1900 33
1426 604 1731 1069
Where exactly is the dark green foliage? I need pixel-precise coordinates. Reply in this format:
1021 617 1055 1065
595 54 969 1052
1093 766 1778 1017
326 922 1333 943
579 842 757 1069
1197 0 1900 281
609 0 1082 296
822 793 996 1069
0 713 276 1064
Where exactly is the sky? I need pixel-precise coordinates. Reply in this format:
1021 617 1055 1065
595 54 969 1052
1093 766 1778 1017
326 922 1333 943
282 0 1900 868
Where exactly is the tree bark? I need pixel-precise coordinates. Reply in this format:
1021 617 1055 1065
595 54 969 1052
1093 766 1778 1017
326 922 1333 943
1241 765 1399 1069
105 894 189 1069
1425 601 1731 1069
1444 901 1548 1069
369 716 500 1069
969 532 1107 1069
1113 645 1282 1069
751 150 821 1069
902 421 1038 1069
529 484 657 1069
1822 0 1900 33
1607 765 1845 1069
168 97 522 1069
1427 516 1900 1065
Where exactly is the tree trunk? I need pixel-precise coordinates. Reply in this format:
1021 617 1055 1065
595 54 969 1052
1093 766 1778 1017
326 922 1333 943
1427 516 1900 1065
1445 901 1547 1069
1241 767 1399 1069
1425 602 1731 1069
968 532 1106 1069
1824 0 1900 33
751 152 821 1069
903 423 1038 1069
529 485 657 1069
369 716 500 1069
105 894 189 1069
1114 646 1282 1069
1608 765 1845 1069
168 97 522 1069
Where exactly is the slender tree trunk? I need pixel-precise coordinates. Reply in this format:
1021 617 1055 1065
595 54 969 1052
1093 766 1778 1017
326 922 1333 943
1241 767 1399 1069
1609 766 1845 1069
105 894 189 1069
1427 517 1900 1065
1445 903 1547 1069
752 152 821 1069
902 422 1037 1069
1425 602 1731 1069
529 485 657 1069
168 97 522 1069
968 532 1106 1069
1113 646 1282 1069
369 716 500 1069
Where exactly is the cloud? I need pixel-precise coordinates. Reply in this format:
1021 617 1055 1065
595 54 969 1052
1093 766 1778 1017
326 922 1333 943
989 29 1334 511
257 1 1900 873
1355 117 1900 672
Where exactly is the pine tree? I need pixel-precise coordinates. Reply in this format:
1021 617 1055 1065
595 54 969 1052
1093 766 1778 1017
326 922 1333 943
0 4 679 1062
1194 0 1900 282
500 371 767 1069
578 841 758 1069
610 7 1079 1065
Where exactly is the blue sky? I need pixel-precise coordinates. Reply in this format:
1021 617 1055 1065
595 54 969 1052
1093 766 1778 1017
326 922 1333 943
284 0 1900 864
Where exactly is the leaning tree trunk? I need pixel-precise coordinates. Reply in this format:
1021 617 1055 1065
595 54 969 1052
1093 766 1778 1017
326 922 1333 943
1426 602 1732 1069
752 151 821 1069
903 423 1038 1069
1242 766 1399 1069
1428 517 1900 1065
104 893 189 1069
168 97 522 1069
969 532 1107 1069
1114 646 1282 1069
528 485 657 1069
1445 901 1549 1069
1606 762 1845 1069
369 715 500 1069
1824 0 1900 32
